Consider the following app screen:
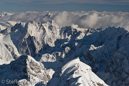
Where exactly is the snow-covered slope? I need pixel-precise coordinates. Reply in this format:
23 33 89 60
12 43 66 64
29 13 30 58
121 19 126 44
0 32 20 63
48 58 108 86
0 21 18 31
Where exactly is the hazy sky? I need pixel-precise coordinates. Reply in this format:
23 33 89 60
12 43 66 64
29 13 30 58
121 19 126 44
0 0 129 12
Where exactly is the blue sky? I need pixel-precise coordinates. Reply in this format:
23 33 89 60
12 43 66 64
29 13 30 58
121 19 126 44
0 0 129 12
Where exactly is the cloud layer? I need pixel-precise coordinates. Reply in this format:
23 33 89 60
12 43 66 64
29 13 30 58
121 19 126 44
1 11 129 30
54 11 129 30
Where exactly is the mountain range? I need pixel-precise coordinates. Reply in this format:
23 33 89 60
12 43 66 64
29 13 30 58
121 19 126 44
0 11 129 86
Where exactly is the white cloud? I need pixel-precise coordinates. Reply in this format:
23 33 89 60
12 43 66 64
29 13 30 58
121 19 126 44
1 11 129 31
53 11 129 30
80 13 99 28
53 11 79 26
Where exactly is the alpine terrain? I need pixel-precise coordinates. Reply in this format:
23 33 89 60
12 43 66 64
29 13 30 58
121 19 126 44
0 11 129 86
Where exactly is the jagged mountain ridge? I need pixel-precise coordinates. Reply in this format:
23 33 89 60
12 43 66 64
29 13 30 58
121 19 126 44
0 55 54 86
48 58 108 86
0 20 129 86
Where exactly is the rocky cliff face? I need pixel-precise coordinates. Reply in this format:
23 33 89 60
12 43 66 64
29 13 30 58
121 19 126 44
0 55 54 86
0 20 129 86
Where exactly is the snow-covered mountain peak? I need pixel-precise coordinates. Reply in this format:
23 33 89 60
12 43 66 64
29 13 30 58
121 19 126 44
59 58 108 86
0 12 14 17
0 55 54 86
48 57 108 86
